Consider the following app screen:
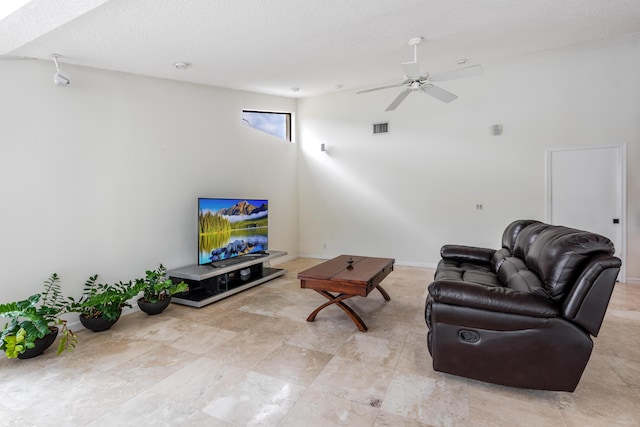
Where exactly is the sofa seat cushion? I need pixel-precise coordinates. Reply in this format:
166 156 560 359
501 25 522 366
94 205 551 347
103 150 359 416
462 270 502 287
428 280 559 318
496 257 547 296
435 259 501 286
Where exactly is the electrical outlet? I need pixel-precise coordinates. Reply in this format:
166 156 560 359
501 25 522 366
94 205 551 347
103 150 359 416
476 204 484 211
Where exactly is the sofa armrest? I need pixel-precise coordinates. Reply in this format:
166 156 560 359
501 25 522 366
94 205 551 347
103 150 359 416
428 280 559 318
440 244 495 264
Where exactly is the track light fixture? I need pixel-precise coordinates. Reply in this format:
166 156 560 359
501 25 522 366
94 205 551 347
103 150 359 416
52 54 70 86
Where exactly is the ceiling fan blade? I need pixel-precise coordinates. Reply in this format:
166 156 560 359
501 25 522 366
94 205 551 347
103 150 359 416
385 89 411 111
401 61 421 79
357 83 403 94
430 64 483 82
422 84 458 103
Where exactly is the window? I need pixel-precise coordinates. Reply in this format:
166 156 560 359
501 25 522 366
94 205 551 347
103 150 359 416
242 110 292 141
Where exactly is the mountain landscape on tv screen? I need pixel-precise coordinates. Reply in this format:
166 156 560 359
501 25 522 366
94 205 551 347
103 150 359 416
198 199 268 264
219 200 267 218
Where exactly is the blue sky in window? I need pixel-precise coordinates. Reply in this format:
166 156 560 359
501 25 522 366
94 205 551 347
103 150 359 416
242 111 287 139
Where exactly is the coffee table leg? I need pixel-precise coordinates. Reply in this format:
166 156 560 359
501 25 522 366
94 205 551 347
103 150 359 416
376 284 391 301
307 290 368 332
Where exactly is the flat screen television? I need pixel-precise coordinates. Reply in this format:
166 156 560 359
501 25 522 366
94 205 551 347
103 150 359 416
198 198 269 265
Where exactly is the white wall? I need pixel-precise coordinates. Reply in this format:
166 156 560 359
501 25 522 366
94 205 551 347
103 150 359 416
297 34 640 279
0 60 298 304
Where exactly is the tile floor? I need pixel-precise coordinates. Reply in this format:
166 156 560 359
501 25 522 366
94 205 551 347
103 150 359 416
1 258 639 426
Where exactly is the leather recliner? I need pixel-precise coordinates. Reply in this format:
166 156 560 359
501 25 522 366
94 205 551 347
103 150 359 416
424 219 621 392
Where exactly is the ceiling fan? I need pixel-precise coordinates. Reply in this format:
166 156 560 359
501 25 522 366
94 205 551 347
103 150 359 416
357 37 483 111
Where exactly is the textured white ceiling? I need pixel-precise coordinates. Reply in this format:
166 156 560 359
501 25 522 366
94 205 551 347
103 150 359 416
2 0 640 97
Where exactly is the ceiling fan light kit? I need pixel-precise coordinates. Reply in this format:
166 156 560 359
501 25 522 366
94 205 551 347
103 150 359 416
357 37 483 111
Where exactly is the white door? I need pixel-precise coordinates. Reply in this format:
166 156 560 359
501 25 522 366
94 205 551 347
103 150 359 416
547 145 626 281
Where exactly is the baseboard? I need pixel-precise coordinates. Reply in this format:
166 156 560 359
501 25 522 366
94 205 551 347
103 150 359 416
396 260 438 269
268 253 298 265
625 277 640 285
63 304 141 333
297 253 437 269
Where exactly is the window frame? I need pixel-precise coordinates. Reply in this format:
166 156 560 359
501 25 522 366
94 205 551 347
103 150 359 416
241 110 293 142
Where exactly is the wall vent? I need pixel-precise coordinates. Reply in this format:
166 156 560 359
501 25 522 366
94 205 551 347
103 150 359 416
373 122 389 134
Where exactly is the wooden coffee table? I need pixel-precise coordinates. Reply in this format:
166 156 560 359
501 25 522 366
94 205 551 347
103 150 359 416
298 255 395 332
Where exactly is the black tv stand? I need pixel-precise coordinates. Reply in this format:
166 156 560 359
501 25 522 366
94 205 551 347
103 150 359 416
167 250 287 308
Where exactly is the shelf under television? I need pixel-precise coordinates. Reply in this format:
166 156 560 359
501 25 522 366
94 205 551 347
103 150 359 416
167 250 287 308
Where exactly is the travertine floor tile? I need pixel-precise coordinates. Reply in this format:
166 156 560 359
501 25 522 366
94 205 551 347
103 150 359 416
201 371 306 426
374 410 430 426
556 379 640 426
468 386 563 427
334 333 404 368
310 356 395 407
86 390 200 426
279 389 379 426
380 372 470 426
151 356 248 410
252 343 333 387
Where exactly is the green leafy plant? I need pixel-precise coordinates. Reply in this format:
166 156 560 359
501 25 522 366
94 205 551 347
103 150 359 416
0 273 77 359
66 275 142 321
136 264 188 304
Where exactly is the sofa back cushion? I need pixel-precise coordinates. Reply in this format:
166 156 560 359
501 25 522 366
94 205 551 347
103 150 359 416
525 227 615 302
513 222 552 259
501 219 542 252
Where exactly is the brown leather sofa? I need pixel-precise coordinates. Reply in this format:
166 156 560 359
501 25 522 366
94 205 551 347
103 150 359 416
424 219 621 391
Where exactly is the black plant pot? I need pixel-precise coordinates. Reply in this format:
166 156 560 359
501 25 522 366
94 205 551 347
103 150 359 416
80 312 121 332
137 296 171 315
18 326 58 359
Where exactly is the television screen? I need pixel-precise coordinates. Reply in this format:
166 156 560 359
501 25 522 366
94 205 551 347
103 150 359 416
198 198 268 265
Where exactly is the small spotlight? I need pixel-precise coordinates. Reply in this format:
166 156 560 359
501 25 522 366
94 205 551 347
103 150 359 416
54 73 70 86
52 54 70 86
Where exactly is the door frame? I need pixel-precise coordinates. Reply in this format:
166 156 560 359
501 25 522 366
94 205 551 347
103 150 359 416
545 144 627 282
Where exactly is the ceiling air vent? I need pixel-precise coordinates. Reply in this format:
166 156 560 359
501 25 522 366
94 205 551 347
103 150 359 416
373 122 389 134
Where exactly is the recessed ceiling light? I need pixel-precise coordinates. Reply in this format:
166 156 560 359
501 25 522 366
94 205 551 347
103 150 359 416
173 62 190 70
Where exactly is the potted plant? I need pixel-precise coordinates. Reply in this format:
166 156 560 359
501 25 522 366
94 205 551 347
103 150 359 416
0 273 77 359
136 264 188 315
66 275 141 332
